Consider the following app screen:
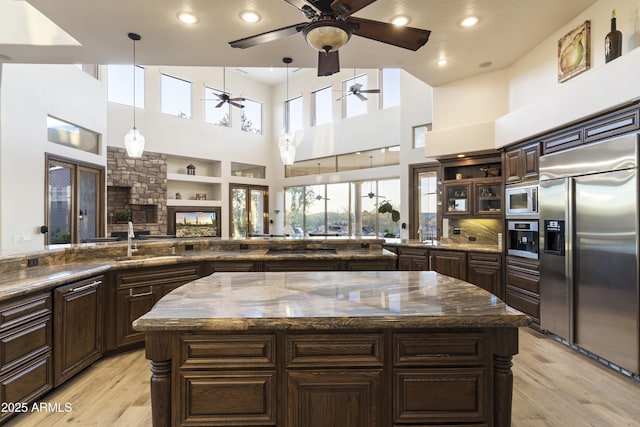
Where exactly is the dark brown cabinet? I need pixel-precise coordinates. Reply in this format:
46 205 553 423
430 250 467 280
396 246 430 271
467 252 502 297
106 263 209 352
504 142 540 183
506 256 540 329
0 292 53 423
53 276 103 386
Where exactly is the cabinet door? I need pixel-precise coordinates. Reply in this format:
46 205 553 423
521 143 540 181
116 286 157 350
504 149 522 183
468 262 501 295
474 180 502 215
53 276 103 386
430 250 466 280
287 370 382 427
443 182 471 215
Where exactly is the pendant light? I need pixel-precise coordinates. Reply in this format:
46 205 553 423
124 32 145 158
279 57 296 165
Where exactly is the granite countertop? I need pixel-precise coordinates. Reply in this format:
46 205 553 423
384 239 502 254
133 271 530 331
0 241 395 302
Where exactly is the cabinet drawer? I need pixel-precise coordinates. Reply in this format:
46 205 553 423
116 264 201 289
506 269 539 294
397 247 428 257
181 335 276 369
179 371 276 426
0 293 51 332
393 332 486 366
287 334 383 367
0 352 53 415
506 286 539 319
468 252 501 265
0 316 52 374
393 368 487 424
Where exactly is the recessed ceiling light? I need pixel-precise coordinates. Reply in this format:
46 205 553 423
460 16 479 27
177 12 199 25
240 10 261 23
436 58 448 67
391 15 410 26
457 154 466 158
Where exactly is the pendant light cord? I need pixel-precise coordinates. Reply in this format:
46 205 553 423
132 37 136 128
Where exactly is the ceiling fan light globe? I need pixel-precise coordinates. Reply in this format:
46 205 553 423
279 133 296 165
304 21 351 52
124 127 145 158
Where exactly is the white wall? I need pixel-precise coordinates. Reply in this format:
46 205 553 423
0 64 106 251
427 0 640 155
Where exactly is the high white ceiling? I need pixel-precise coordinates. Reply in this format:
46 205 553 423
0 0 597 86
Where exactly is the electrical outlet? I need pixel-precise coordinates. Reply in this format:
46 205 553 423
184 244 194 251
27 258 39 267
453 228 461 235
239 244 249 250
360 242 370 249
468 236 477 242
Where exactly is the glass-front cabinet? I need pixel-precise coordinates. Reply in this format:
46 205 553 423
444 182 471 215
475 180 502 215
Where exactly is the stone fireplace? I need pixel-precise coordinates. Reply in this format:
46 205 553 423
106 147 167 236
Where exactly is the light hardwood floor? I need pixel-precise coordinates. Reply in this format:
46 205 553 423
5 328 640 426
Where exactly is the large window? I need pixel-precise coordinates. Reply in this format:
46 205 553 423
241 99 262 134
381 68 401 109
410 164 440 240
204 86 230 126
161 74 191 118
286 96 303 133
107 65 144 107
312 86 332 126
284 178 400 238
343 74 367 118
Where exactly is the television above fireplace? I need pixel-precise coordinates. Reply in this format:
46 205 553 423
167 206 221 238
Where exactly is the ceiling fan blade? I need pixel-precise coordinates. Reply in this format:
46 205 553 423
317 50 340 76
355 93 368 101
336 92 351 101
229 23 306 49
360 89 380 94
229 101 245 109
229 97 246 102
215 101 225 108
330 0 377 17
349 17 430 51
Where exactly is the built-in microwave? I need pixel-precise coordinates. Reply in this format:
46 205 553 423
505 183 538 217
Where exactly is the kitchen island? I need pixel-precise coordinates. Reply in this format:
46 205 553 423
134 270 530 427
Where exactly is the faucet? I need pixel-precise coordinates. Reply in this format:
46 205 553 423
127 221 138 257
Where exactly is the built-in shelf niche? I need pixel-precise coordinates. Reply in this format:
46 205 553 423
166 155 222 207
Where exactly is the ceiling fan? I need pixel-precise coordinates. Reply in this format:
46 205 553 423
337 69 380 101
228 0 431 77
202 67 245 108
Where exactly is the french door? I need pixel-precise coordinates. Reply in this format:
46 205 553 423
410 164 440 240
230 184 269 238
46 155 104 244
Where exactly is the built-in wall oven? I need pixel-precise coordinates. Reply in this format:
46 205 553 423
507 220 539 259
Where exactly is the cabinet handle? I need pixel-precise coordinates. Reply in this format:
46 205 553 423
429 256 433 271
130 286 153 298
69 280 102 293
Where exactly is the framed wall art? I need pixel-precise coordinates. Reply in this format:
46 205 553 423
558 20 591 83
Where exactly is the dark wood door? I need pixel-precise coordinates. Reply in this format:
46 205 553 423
430 250 467 280
287 369 382 427
53 276 103 386
115 286 157 350
468 263 501 295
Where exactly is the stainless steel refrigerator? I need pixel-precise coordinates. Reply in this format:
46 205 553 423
539 133 639 374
